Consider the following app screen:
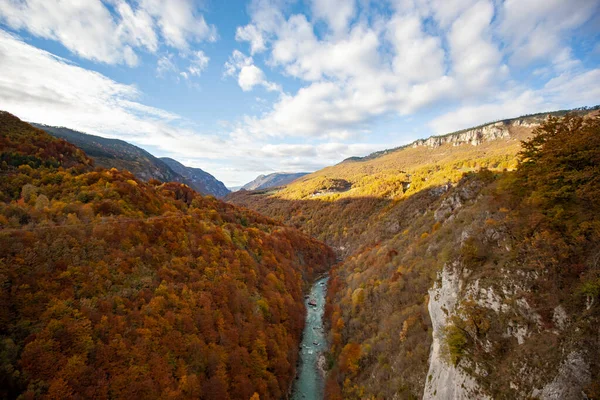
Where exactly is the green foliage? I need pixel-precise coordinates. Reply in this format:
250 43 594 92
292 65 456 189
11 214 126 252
442 324 468 365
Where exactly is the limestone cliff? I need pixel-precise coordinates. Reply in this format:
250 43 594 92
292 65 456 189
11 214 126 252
412 119 538 149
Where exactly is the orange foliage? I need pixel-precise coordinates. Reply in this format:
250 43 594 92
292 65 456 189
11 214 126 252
0 112 335 399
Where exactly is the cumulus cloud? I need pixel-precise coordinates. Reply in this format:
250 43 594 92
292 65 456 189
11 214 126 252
311 0 355 35
497 0 599 69
235 24 267 54
225 50 281 92
0 29 378 185
228 0 600 142
0 0 216 66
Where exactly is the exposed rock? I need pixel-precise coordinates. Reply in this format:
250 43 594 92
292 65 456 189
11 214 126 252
552 305 569 331
412 121 512 148
531 352 590 400
423 264 490 400
434 180 483 222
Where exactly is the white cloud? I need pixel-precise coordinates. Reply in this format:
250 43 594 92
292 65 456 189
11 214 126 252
0 29 369 186
236 24 267 54
542 69 600 105
387 14 445 84
447 0 506 95
157 50 210 80
429 68 600 134
497 0 599 69
0 0 216 66
226 0 600 144
138 0 217 48
188 50 210 76
311 0 355 35
224 50 281 92
429 90 549 134
157 54 178 76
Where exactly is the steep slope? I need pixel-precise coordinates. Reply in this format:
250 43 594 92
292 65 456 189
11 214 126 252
241 173 309 191
345 107 591 163
228 109 600 399
160 157 230 198
227 112 546 258
0 112 335 400
32 124 230 198
33 124 179 183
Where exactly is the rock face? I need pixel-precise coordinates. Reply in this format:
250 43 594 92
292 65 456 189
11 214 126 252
412 119 538 149
160 157 230 198
241 172 309 191
423 259 593 399
343 117 542 163
532 352 591 400
423 262 593 400
424 265 489 400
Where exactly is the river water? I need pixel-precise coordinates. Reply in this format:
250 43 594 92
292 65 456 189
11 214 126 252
291 276 328 400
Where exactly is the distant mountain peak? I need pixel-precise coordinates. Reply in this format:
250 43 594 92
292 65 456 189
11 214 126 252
159 157 229 198
241 172 309 191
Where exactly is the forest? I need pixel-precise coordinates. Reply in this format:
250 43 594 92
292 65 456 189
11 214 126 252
0 111 335 399
231 113 600 399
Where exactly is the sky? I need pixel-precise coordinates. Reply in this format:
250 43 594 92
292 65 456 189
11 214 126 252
0 0 599 187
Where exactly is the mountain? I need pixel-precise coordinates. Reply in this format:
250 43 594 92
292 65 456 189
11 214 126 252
32 124 179 182
32 124 229 198
160 157 230 198
241 172 309 191
342 106 594 163
0 111 335 399
228 108 600 399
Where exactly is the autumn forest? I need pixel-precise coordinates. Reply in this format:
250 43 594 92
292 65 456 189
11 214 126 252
2 108 600 400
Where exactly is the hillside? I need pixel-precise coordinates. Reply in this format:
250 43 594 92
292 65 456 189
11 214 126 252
227 111 546 257
32 124 229 198
241 173 309 191
345 106 598 163
0 112 335 399
160 157 230 198
228 110 600 399
32 124 179 183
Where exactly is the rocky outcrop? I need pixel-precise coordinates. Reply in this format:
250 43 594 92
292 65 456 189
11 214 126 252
532 351 591 400
412 119 538 149
423 264 490 400
424 259 592 400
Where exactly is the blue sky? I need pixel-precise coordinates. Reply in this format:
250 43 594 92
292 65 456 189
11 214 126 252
0 0 599 186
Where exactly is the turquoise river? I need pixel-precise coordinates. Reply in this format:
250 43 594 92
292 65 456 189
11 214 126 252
291 276 328 400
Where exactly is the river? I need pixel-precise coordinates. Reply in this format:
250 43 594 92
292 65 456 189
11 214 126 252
291 276 329 400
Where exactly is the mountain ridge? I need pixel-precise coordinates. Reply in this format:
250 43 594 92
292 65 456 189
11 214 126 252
159 157 230 198
31 124 229 198
342 105 600 164
241 172 309 191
